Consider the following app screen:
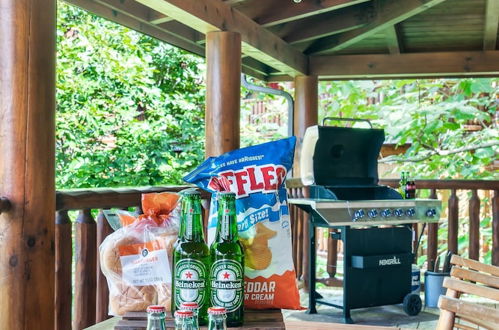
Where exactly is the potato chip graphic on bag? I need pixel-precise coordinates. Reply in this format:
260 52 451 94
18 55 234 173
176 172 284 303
184 137 302 310
240 223 277 270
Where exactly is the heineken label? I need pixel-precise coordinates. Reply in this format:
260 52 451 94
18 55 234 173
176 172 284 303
210 259 243 312
174 259 207 308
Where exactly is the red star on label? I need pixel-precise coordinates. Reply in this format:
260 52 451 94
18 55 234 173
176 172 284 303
223 272 230 279
185 271 193 279
225 209 229 213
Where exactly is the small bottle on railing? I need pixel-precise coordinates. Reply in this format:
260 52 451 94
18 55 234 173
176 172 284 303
146 305 167 330
207 307 227 330
399 171 407 199
405 175 416 199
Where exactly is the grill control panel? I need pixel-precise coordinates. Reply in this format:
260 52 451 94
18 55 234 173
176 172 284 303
288 198 442 226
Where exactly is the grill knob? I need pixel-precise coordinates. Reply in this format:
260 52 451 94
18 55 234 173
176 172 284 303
394 208 404 217
406 208 416 217
368 209 378 218
426 208 436 217
353 209 365 220
381 209 392 218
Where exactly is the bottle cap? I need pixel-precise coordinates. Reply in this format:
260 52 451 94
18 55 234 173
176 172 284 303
147 305 166 313
175 310 194 318
180 302 199 310
208 306 227 315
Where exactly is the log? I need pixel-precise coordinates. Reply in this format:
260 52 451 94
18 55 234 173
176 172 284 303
427 189 438 271
468 190 480 260
293 75 318 175
0 1 56 329
55 211 73 330
74 210 97 329
448 189 459 254
96 211 113 323
205 31 241 158
493 190 499 266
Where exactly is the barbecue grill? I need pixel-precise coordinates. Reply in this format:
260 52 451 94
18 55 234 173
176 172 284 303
289 118 441 324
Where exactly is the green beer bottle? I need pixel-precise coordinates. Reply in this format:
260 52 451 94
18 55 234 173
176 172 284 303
172 190 210 325
210 192 244 327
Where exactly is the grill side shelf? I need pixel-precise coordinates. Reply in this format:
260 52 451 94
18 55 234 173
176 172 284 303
351 253 414 269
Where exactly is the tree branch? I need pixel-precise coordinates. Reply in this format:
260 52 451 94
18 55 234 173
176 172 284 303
379 141 499 163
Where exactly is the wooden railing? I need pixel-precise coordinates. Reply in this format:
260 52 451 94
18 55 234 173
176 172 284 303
55 186 211 330
56 179 498 329
287 178 499 291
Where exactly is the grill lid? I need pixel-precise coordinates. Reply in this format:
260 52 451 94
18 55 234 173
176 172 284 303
301 118 385 187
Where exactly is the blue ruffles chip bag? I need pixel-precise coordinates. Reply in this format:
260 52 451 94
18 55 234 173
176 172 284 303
184 137 301 310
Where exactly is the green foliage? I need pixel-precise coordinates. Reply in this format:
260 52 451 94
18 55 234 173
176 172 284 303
320 79 498 179
56 2 205 189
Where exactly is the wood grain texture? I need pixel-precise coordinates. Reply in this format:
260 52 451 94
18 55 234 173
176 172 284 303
74 210 97 330
205 31 241 158
384 25 403 54
443 277 499 301
468 190 480 260
55 211 73 330
96 211 113 323
272 3 372 43
483 0 499 50
450 267 499 289
310 51 499 79
448 189 459 254
451 254 499 277
0 0 56 329
493 190 499 266
438 296 499 328
136 0 308 75
306 0 447 54
427 189 439 271
238 0 370 27
293 75 318 175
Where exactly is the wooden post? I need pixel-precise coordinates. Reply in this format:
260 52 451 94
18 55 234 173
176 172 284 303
55 211 73 330
96 211 113 323
0 1 56 329
492 190 499 266
427 189 439 271
205 31 241 157
468 190 480 260
448 189 459 254
293 75 318 175
74 210 97 330
294 76 318 290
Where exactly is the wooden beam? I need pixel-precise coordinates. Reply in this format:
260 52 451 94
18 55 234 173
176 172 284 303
272 3 373 44
205 31 241 157
136 0 308 75
293 76 318 175
148 11 173 24
384 24 402 54
66 0 205 56
238 0 370 27
310 51 499 79
306 0 448 54
484 0 499 50
0 0 56 329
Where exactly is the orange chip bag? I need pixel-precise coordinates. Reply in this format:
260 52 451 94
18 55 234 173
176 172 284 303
184 137 302 310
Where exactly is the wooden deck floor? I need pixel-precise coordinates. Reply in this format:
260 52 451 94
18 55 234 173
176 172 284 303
283 288 498 329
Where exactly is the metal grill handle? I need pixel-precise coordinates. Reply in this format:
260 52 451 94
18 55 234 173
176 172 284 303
322 117 373 128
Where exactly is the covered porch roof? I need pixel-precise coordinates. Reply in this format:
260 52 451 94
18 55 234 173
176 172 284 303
65 0 499 80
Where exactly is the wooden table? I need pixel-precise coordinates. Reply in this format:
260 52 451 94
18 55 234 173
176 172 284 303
85 310 401 330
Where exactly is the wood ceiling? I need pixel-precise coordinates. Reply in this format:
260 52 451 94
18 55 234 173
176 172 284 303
64 0 499 80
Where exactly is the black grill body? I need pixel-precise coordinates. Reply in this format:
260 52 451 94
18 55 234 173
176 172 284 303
293 122 423 323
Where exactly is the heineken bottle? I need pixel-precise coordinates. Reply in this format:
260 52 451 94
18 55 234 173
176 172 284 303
172 190 210 325
210 192 244 327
